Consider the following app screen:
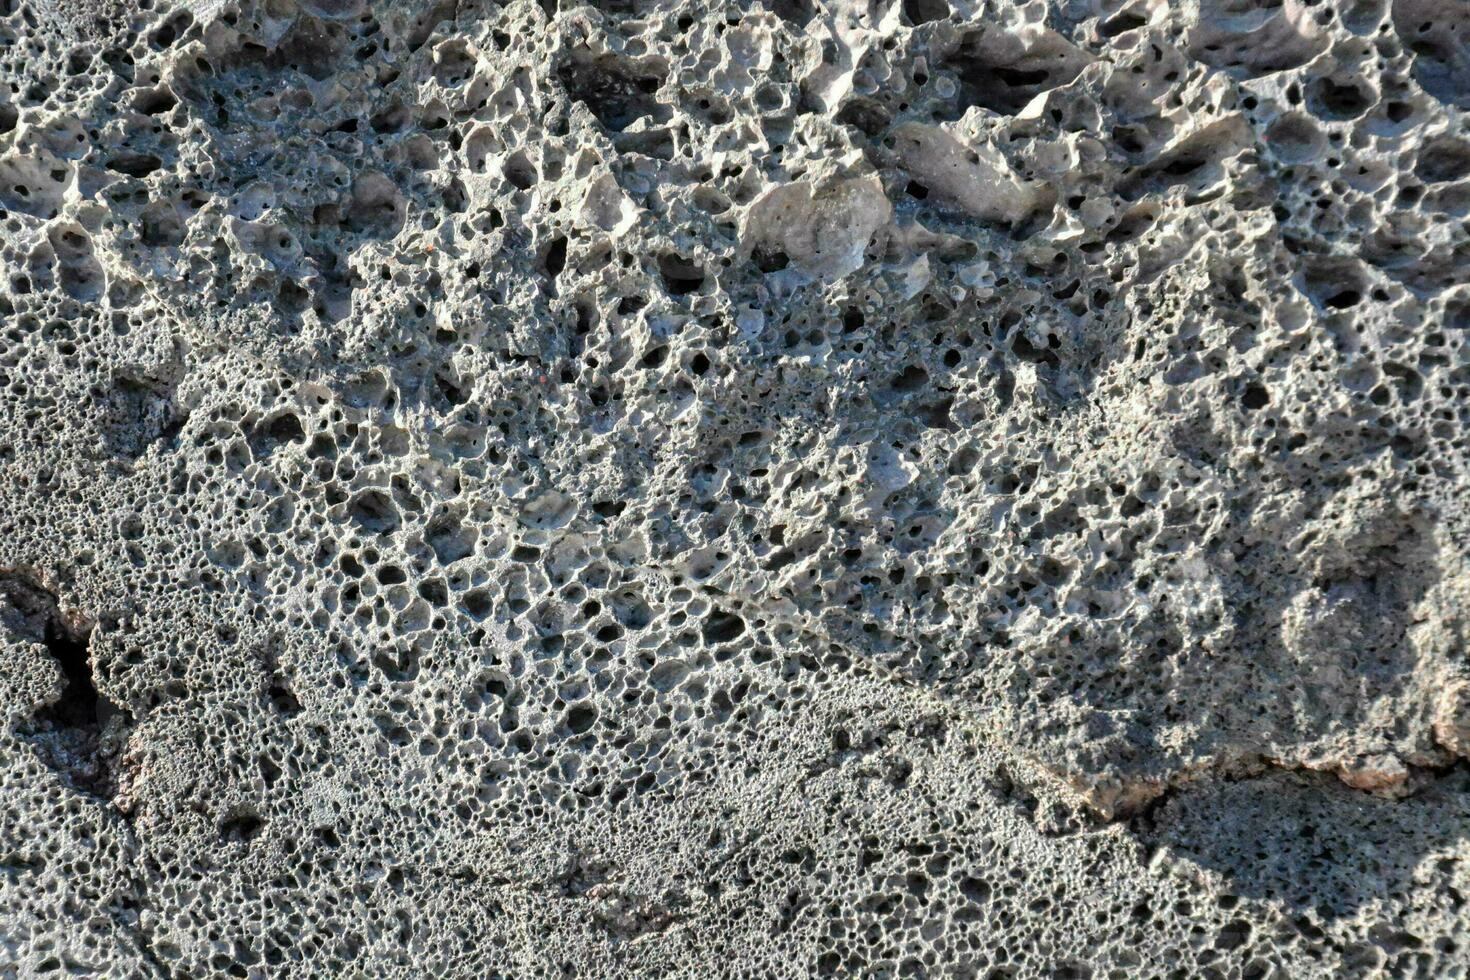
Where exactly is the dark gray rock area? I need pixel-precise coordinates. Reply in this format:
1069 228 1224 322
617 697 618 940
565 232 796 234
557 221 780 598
1 0 1469 974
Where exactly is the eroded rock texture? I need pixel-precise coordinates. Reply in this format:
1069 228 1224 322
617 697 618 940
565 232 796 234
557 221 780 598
1 0 1469 974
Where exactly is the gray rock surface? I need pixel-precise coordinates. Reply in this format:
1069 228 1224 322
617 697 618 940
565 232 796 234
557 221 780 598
1 0 1469 974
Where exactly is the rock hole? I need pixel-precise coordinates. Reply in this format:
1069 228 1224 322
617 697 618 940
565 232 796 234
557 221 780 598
38 620 98 735
1416 137 1470 183
504 152 536 191
1446 296 1470 331
249 413 305 459
1099 11 1146 37
564 703 598 734
105 153 162 178
149 10 193 49
753 247 790 273
1012 333 1061 368
461 589 492 619
370 103 410 133
133 87 177 115
1302 259 1368 311
959 874 992 903
611 591 653 629
902 0 948 24
267 678 301 716
347 172 405 238
1308 76 1374 120
1265 112 1324 164
1188 0 1328 77
1162 156 1205 177
835 100 892 137
442 176 468 213
891 365 930 392
346 490 400 534
432 39 475 86
4 575 121 799
658 252 705 295
219 810 265 843
426 513 477 565
702 609 746 645
1215 919 1252 951
543 235 568 281
1392 0 1470 108
944 31 1091 116
557 56 665 132
140 202 184 247
766 0 816 27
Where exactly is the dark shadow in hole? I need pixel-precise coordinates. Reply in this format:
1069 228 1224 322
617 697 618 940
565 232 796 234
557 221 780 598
1308 76 1373 120
557 54 667 132
1132 767 1470 919
106 153 162 178
1301 257 1368 312
1117 119 1249 201
347 489 400 534
36 619 98 732
248 411 305 461
753 247 790 273
1099 11 1146 37
658 252 705 296
2 574 124 800
941 29 1091 117
702 610 746 645
220 809 265 843
902 0 948 24
765 0 816 27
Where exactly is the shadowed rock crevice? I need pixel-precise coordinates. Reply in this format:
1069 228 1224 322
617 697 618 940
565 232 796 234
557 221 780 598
2 574 125 800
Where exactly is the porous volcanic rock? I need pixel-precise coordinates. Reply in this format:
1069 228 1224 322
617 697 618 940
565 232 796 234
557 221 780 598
1 0 1469 975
